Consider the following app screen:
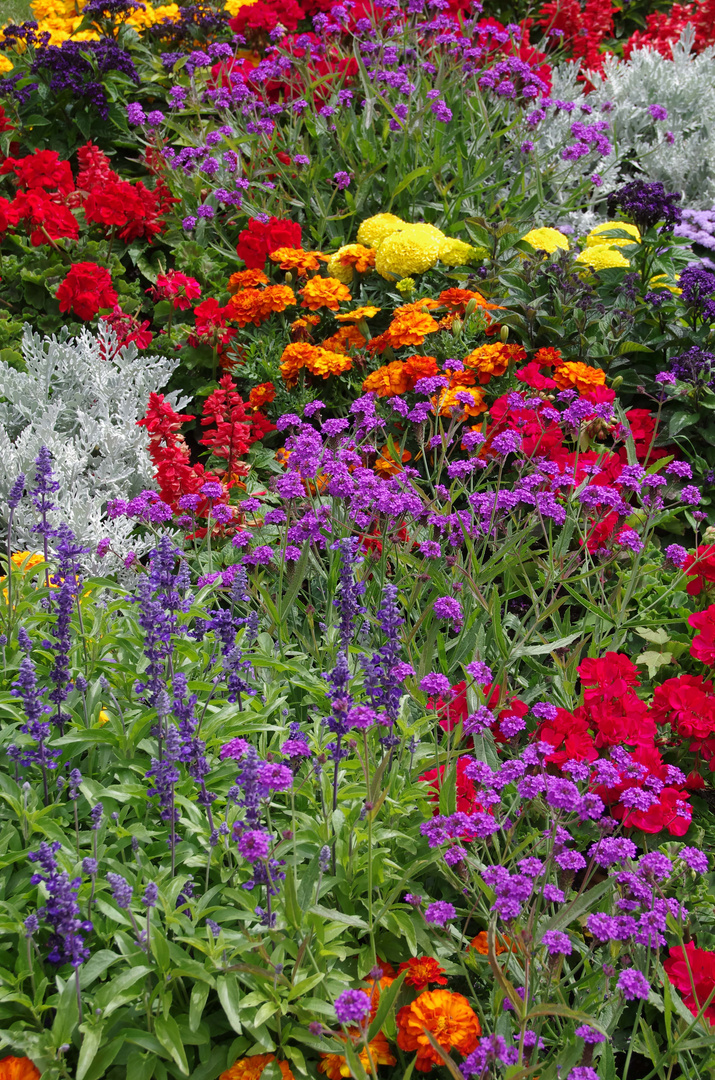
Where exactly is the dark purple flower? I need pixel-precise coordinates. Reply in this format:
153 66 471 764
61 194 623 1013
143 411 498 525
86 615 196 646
335 989 370 1025
27 841 92 967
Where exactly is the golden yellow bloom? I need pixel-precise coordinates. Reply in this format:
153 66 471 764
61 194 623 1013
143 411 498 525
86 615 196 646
575 246 630 271
585 220 640 249
223 0 259 15
318 1031 395 1080
221 1054 294 1080
335 305 381 323
439 236 477 266
432 385 487 420
649 273 681 295
300 276 352 311
98 709 110 727
0 56 14 74
375 223 445 281
356 213 407 250
522 227 570 254
553 361 606 395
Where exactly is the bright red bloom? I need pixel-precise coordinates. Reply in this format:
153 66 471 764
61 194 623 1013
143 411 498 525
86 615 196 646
690 605 715 665
11 189 79 246
200 375 275 482
56 262 117 321
514 361 557 390
537 707 597 767
1 149 74 196
683 545 715 596
75 142 119 193
579 653 641 703
434 680 527 743
229 0 303 38
652 673 715 742
100 305 153 352
596 743 692 836
419 756 482 815
188 298 237 354
153 271 201 310
664 941 715 1024
397 957 449 992
236 217 302 270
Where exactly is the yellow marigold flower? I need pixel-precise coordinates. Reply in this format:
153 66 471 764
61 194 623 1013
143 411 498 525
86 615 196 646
463 342 526 384
221 1054 294 1080
396 989 481 1073
223 0 259 15
98 709 110 726
151 2 181 18
575 246 630 271
375 223 445 281
649 273 681 295
0 56 14 74
9 552 45 573
432 385 487 419
356 213 407 250
396 277 415 296
553 361 606 394
226 285 296 327
439 236 477 266
585 220 640 248
326 244 376 283
335 305 381 323
319 1031 395 1080
270 247 325 275
300 276 352 311
522 227 570 254
228 269 269 293
321 325 366 353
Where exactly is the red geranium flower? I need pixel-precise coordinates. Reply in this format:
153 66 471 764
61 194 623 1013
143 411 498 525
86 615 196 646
683 545 715 596
0 149 74 196
397 957 449 992
690 605 715 665
664 941 715 1023
56 262 118 321
236 217 302 269
152 271 201 310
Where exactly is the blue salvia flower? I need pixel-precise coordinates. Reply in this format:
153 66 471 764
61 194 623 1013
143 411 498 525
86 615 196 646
27 841 92 967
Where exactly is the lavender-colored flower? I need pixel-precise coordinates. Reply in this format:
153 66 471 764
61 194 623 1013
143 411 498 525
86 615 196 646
420 673 451 696
607 180 682 232
127 102 146 125
142 883 159 907
647 104 668 121
679 846 709 873
618 968 649 1000
237 829 271 862
27 841 92 967
541 930 572 955
107 872 133 909
568 1070 599 1080
424 900 455 925
575 1025 606 1044
433 597 463 624
335 989 370 1025
333 171 352 189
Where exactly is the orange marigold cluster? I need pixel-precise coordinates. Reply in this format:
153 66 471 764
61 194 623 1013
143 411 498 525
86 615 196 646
371 308 440 352
321 325 366 354
300 276 352 311
280 342 352 384
374 444 412 476
220 1055 294 1080
438 288 503 315
396 989 481 1072
318 1032 396 1080
227 285 296 327
463 343 527 384
362 355 439 396
533 346 563 366
432 384 487 420
335 305 382 323
248 382 276 409
0 1058 41 1080
552 360 607 394
336 244 376 273
270 247 326 275
469 931 509 955
227 269 270 293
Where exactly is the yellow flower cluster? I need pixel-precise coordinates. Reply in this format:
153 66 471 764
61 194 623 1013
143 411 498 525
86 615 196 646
575 218 640 272
355 213 476 281
521 227 570 254
575 245 631 271
0 0 181 54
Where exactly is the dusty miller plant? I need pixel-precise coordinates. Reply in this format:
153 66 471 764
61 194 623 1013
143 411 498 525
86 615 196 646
0 323 188 569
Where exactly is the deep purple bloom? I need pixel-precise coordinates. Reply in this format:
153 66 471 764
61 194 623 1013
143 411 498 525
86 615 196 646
424 900 455 925
335 989 370 1025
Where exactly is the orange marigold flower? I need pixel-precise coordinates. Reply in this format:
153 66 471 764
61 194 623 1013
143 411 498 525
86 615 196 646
552 361 606 395
469 932 508 955
363 361 412 397
220 1054 294 1080
0 1058 40 1080
306 347 352 380
321 325 366 354
290 313 321 341
335 305 382 323
398 956 449 992
438 288 503 314
382 310 439 350
395 298 441 315
396 989 481 1072
432 385 487 419
300 276 352 311
280 342 351 385
375 445 412 476
338 244 376 273
269 247 326 275
463 343 527 385
248 382 276 409
227 285 296 327
403 354 439 384
318 1031 396 1080
227 269 269 294
533 346 563 367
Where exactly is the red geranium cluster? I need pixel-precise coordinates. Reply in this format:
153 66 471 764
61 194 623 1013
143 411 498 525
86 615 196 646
535 0 613 73
100 306 153 353
56 262 118 322
151 271 202 311
682 545 715 596
187 299 238 364
236 216 302 269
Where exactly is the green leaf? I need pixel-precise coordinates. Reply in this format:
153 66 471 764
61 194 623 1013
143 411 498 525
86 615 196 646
367 970 406 1042
217 974 243 1034
51 975 78 1045
617 341 654 354
189 982 210 1033
154 1015 189 1076
309 903 369 930
80 1039 123 1080
669 410 699 438
540 878 611 936
76 1023 104 1080
636 650 673 678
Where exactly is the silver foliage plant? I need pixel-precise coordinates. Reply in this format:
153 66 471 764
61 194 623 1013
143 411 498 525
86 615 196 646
0 323 189 571
534 27 715 227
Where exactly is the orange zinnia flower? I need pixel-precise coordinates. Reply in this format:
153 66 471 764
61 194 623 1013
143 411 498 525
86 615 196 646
335 305 382 323
227 285 296 327
300 276 352 311
375 445 412 476
463 343 527 385
396 988 481 1072
552 361 606 395
270 247 326 275
248 382 276 409
318 1031 396 1080
321 325 366 354
227 269 270 293
363 361 412 397
221 1054 294 1080
0 1059 41 1080
469 931 508 955
398 956 449 992
533 346 563 367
